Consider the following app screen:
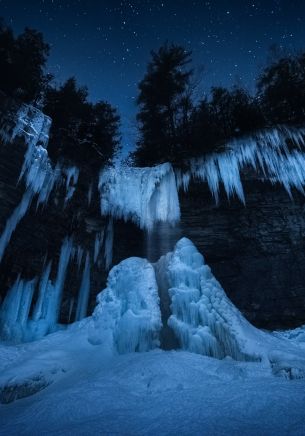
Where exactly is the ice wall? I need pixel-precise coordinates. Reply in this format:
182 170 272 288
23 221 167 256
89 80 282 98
177 126 305 203
99 162 180 230
88 257 162 353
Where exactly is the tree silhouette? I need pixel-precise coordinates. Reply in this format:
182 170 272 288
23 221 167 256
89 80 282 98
257 53 305 124
44 78 120 170
133 43 193 166
0 19 50 103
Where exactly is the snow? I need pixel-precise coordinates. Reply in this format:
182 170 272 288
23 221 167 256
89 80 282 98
88 257 162 353
99 162 180 230
1 341 305 434
178 125 305 203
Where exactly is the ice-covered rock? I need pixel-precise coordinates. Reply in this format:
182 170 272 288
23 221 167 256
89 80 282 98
99 162 180 230
89 257 162 353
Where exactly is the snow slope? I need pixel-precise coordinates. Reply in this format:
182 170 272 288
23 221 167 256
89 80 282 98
1 344 305 435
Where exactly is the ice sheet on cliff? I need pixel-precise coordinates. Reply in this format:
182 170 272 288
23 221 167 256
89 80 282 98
99 162 180 230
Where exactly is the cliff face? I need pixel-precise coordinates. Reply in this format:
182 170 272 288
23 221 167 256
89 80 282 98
179 182 305 329
0 97 305 332
0 97 108 326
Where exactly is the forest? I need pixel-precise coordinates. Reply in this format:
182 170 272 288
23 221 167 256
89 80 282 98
1 18 305 169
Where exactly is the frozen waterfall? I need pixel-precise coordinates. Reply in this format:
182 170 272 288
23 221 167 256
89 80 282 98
99 162 180 230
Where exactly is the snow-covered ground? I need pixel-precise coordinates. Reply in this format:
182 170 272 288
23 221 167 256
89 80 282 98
1 238 305 435
1 335 305 435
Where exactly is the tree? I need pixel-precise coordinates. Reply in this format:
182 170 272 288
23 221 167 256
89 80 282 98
44 77 120 170
257 53 305 124
189 86 264 158
0 19 51 103
133 43 193 166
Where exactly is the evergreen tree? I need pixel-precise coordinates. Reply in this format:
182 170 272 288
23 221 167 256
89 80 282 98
133 43 193 166
0 19 50 103
44 78 120 169
257 53 305 124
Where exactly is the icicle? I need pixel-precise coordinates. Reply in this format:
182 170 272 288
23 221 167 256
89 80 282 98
104 219 113 270
63 166 79 204
87 182 93 206
0 276 36 343
76 246 84 271
68 297 75 323
94 230 104 264
75 253 91 321
32 261 52 322
99 162 180 230
0 189 33 263
179 125 305 203
48 237 73 328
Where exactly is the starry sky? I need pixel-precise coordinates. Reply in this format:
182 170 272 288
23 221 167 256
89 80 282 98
1 0 305 152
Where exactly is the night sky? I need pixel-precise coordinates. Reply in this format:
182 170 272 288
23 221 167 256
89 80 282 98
1 0 305 152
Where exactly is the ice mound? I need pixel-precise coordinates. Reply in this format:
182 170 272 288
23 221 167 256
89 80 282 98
99 162 180 230
156 238 305 375
89 257 162 353
156 238 261 360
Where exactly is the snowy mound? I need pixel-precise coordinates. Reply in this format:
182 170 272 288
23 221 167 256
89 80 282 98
176 125 305 203
89 257 162 353
99 162 180 230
